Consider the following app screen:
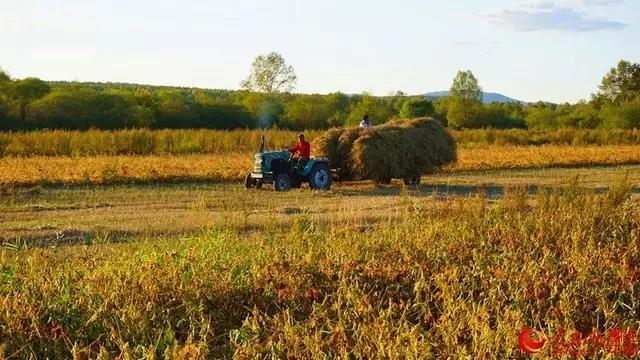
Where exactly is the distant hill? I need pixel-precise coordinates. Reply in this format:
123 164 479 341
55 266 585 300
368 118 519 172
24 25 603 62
423 91 524 104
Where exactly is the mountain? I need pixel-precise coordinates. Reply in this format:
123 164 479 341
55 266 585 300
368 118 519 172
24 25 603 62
423 91 524 104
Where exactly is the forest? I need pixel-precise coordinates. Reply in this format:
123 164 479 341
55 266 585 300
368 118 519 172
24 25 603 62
0 59 639 131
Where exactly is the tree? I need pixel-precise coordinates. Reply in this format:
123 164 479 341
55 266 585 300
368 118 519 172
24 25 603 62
447 96 483 129
0 69 9 130
10 77 50 121
447 70 483 128
525 107 558 131
399 97 434 118
29 87 138 129
601 98 640 129
596 60 640 103
0 68 10 90
282 95 334 129
479 102 526 129
450 70 482 102
346 93 396 126
241 52 297 93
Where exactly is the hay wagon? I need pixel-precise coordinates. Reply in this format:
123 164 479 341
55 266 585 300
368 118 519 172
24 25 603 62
312 117 457 186
245 117 457 191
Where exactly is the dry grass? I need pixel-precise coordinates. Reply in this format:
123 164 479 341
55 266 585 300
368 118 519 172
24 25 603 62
2 128 640 157
0 178 638 358
449 145 640 172
1 145 639 187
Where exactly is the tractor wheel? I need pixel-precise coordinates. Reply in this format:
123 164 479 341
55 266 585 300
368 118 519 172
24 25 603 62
403 175 421 186
308 164 332 190
255 180 263 189
273 173 292 192
244 173 255 189
375 176 392 185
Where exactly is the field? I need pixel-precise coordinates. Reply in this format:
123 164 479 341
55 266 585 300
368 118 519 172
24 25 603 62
2 145 640 187
1 129 640 358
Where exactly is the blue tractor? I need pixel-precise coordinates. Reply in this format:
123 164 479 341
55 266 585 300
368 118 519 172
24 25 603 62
245 136 332 191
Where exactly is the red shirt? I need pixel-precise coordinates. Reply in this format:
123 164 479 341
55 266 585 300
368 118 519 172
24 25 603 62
289 140 310 159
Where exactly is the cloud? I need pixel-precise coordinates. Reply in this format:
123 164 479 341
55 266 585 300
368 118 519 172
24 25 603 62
565 0 625 5
481 1 628 32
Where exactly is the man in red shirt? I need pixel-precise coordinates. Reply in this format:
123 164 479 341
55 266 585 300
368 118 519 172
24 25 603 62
289 133 310 160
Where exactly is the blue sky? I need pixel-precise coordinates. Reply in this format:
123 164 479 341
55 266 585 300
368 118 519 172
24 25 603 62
1 0 638 103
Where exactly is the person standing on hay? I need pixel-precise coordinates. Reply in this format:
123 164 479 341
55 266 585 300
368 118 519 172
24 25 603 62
359 114 372 128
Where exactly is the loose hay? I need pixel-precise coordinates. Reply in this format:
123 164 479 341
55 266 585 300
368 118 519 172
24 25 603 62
312 118 456 182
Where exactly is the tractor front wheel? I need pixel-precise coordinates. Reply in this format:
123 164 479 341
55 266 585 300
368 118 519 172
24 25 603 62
403 175 421 186
274 173 292 192
308 164 332 190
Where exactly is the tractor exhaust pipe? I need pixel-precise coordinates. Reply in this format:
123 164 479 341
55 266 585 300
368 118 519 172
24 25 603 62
259 135 265 153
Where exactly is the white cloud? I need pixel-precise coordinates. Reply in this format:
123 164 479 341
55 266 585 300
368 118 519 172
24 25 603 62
481 1 628 32
564 0 626 5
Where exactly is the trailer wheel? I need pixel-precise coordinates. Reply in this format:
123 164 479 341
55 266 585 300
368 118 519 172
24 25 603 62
375 176 391 185
403 175 421 186
244 173 255 189
274 173 292 192
309 164 332 190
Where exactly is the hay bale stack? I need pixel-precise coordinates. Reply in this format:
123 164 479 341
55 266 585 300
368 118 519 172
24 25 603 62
312 126 365 179
312 127 344 159
312 118 456 182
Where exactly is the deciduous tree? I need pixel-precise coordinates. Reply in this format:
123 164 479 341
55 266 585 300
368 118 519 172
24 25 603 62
10 77 50 121
241 52 297 94
596 60 640 103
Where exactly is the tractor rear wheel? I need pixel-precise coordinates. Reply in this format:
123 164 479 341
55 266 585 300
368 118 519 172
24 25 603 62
403 175 421 186
375 176 392 185
274 173 292 192
244 173 255 189
308 164 332 190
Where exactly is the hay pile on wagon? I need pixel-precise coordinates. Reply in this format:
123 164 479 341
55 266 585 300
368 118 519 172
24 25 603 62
312 117 456 183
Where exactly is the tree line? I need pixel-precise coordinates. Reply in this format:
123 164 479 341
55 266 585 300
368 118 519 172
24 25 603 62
0 56 638 131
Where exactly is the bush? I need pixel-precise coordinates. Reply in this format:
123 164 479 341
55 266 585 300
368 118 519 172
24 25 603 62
399 97 434 118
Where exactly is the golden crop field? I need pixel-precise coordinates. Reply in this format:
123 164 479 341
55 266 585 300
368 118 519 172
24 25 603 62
1 145 639 187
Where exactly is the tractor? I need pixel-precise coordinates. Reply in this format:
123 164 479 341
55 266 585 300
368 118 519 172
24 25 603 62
245 136 332 191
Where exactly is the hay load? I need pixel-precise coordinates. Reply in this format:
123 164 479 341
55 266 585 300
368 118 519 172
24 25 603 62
312 117 456 182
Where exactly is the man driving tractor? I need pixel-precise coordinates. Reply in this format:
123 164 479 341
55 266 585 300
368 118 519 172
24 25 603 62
245 132 332 191
289 133 310 160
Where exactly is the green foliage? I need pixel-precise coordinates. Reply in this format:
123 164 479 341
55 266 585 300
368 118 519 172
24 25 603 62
601 98 640 129
399 97 434 118
1 59 640 131
282 95 335 129
596 60 640 103
9 77 51 121
29 87 137 129
450 70 482 101
241 52 297 93
346 93 396 126
479 102 526 129
446 70 484 129
525 106 559 131
447 97 483 129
